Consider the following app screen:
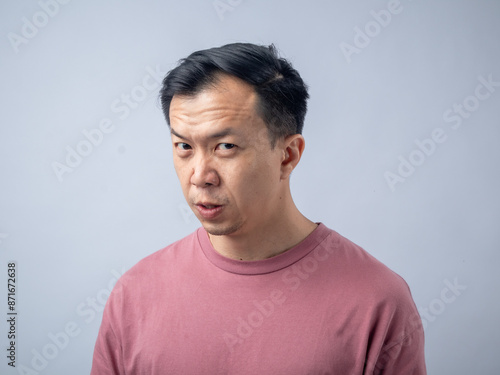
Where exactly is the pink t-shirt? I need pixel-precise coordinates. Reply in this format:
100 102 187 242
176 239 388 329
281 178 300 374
91 223 426 374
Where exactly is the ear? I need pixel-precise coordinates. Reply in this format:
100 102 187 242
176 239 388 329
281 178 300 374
280 134 305 180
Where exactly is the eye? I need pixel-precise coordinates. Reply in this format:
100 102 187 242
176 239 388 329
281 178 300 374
176 142 192 151
217 143 236 151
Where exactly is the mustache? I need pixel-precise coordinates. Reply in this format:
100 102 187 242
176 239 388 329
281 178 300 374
191 196 230 206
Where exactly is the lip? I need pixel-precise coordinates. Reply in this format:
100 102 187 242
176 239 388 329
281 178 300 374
195 203 224 220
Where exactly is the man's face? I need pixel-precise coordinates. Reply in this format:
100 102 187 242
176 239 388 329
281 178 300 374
169 75 287 237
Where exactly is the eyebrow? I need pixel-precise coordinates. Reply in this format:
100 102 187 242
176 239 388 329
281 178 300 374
170 127 238 140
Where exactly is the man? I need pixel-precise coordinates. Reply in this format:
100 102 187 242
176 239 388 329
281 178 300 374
91 43 426 374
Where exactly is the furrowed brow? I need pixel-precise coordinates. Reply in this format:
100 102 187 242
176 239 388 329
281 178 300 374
170 128 187 140
171 127 239 141
207 128 237 139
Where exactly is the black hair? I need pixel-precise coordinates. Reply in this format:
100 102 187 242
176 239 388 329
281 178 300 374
159 43 309 146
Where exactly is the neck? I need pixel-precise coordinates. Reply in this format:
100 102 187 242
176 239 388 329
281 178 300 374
207 198 317 261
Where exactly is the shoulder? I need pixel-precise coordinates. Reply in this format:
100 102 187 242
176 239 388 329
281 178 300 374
318 226 416 309
111 228 202 295
321 227 423 334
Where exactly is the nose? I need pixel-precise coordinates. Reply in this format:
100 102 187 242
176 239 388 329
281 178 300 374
190 154 220 187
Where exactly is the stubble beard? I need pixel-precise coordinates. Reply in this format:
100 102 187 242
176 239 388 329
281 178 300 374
202 219 244 236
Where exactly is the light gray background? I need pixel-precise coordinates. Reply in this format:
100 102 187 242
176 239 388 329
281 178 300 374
1 0 499 374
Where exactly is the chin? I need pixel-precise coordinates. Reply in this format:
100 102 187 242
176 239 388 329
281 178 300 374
202 221 243 236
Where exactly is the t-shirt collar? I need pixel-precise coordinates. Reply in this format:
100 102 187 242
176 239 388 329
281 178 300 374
197 223 331 275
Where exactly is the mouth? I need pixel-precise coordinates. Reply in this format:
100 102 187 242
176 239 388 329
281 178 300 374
194 203 224 219
198 203 220 209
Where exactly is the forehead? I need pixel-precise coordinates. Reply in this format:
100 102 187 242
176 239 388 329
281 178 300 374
169 75 261 130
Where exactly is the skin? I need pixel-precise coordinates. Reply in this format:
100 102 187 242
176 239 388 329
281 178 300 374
169 74 317 261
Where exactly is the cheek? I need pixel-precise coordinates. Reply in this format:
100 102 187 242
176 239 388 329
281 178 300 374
224 158 278 200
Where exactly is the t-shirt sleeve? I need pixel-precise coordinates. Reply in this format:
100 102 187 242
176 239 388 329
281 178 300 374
370 281 427 375
90 283 125 375
372 321 426 374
